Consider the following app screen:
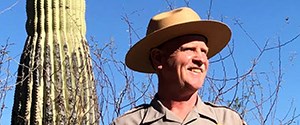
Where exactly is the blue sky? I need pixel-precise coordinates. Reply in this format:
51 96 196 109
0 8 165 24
1 0 300 124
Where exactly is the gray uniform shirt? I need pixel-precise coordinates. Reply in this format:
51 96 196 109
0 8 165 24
111 96 246 125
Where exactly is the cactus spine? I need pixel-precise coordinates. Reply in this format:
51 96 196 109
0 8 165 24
11 0 99 124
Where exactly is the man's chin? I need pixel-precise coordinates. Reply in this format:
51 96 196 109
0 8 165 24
185 82 203 90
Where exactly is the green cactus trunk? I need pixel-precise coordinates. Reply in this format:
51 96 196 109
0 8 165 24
11 0 99 124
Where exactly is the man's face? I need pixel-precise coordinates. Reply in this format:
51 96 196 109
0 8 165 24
154 35 209 93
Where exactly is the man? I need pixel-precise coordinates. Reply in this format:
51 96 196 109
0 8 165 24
112 7 246 125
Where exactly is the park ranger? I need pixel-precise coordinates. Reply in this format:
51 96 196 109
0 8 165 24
111 7 247 125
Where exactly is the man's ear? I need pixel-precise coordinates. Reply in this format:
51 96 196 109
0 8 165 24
150 48 163 70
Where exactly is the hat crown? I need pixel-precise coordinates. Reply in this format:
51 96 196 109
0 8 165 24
146 7 201 35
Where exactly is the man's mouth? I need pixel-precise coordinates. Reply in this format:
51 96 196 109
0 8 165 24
191 68 201 73
188 67 203 73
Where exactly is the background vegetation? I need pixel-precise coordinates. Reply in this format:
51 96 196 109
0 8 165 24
1 0 300 124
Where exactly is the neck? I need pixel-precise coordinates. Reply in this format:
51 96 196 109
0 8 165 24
157 91 198 120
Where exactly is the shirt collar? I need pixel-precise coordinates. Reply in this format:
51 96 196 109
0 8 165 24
194 96 218 123
141 95 218 124
141 95 166 124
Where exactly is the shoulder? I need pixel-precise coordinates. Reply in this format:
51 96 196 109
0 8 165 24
204 102 240 114
204 102 247 125
111 104 151 125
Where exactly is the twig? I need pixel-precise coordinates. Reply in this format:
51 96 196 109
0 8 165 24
0 1 19 15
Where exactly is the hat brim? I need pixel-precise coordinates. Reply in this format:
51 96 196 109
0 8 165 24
125 20 231 73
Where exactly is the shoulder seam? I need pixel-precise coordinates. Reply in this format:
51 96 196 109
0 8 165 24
204 102 247 124
122 104 151 116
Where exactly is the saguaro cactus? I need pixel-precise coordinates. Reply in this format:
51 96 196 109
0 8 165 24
11 0 98 124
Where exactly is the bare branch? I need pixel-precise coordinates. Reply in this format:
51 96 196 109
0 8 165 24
207 0 213 20
0 1 19 15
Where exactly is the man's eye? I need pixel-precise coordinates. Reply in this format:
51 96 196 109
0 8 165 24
181 47 194 51
201 49 208 54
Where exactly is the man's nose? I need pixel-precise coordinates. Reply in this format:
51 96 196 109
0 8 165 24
192 59 203 67
192 55 206 67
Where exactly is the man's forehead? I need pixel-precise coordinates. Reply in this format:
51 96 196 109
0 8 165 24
157 34 208 49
